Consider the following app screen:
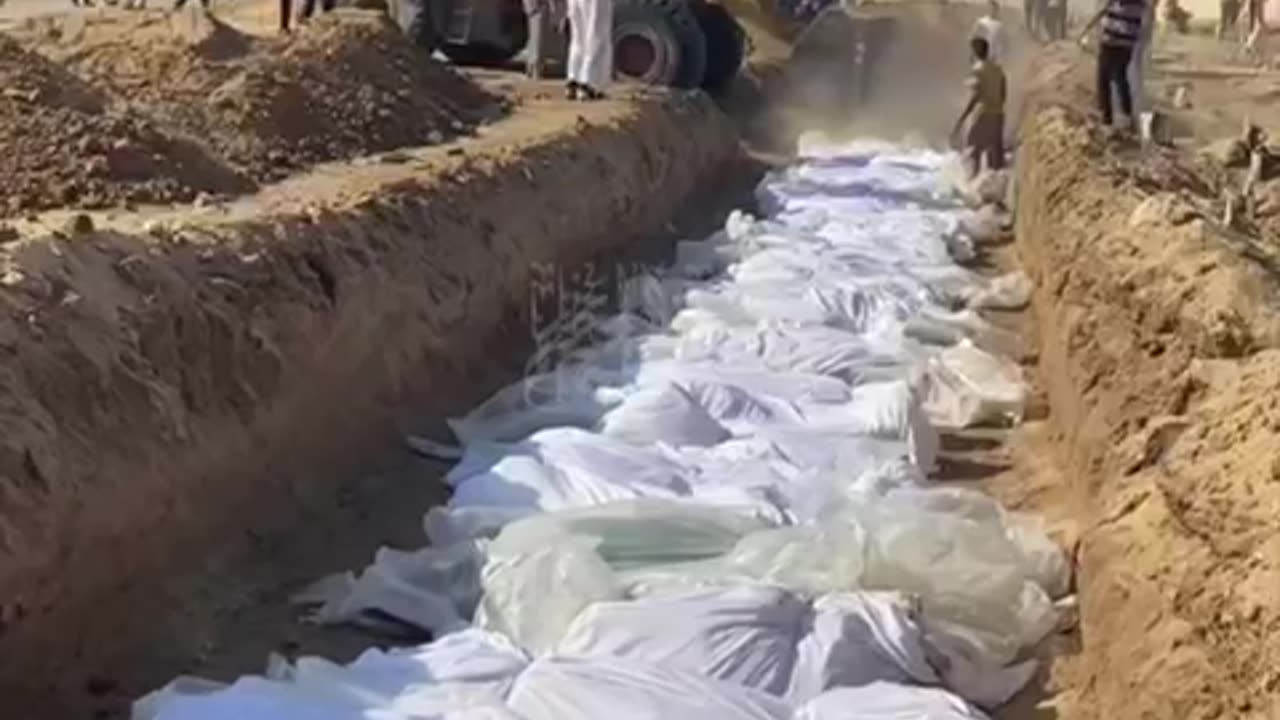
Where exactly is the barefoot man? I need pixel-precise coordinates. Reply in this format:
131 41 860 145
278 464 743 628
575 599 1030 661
952 36 1008 178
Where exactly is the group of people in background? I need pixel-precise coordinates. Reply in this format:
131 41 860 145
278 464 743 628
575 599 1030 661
1219 0 1266 39
68 0 336 32
955 0 1164 179
1023 0 1069 40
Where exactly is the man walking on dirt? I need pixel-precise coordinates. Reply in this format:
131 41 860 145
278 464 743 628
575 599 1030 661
565 0 612 99
951 36 1007 178
1079 0 1148 133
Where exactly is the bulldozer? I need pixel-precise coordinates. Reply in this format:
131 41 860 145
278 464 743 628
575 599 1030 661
383 0 838 91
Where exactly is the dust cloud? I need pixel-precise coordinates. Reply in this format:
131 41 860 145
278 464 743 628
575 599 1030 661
762 1 1041 149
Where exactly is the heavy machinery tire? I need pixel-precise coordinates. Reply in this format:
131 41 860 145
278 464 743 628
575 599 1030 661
612 0 707 89
386 0 439 53
692 1 744 92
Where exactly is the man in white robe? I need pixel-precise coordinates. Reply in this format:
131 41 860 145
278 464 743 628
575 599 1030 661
566 0 613 99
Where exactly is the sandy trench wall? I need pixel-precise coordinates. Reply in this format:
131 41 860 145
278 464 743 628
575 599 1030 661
1016 65 1280 719
0 93 737 691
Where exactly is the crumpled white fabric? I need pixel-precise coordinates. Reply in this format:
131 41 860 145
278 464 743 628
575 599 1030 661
796 682 991 720
557 585 808 696
507 656 793 720
598 382 731 448
787 592 941 704
475 533 621 656
134 139 1062 720
292 541 486 636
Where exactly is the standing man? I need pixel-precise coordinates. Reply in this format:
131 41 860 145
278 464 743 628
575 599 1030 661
1043 0 1068 39
972 0 1008 62
1127 0 1157 118
1245 0 1264 36
565 0 612 100
1080 0 1147 133
1024 0 1044 39
1219 0 1241 38
523 0 564 79
952 36 1008 178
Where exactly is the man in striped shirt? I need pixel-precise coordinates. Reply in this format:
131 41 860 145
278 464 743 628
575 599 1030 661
1080 0 1148 132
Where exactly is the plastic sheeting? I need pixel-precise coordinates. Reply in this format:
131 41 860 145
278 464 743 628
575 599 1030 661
796 682 991 720
136 139 1067 720
508 656 792 720
557 585 807 696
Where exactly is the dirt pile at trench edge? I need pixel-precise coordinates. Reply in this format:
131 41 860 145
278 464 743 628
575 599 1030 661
2 9 504 216
0 92 737 715
0 33 248 214
1016 51 1280 720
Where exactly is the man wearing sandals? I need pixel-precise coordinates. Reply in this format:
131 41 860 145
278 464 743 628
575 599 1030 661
951 36 1007 178
566 0 613 100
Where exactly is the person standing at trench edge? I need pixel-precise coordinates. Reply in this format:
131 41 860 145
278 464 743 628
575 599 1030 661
1024 0 1045 39
279 0 334 34
971 0 1008 63
565 0 613 100
1078 0 1148 135
951 36 1007 179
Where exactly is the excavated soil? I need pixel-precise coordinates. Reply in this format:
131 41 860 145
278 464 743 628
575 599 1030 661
1015 49 1280 720
0 88 737 717
0 9 503 215
0 33 250 214
7 4 1280 719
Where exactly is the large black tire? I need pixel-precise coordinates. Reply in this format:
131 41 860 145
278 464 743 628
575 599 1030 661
692 1 744 92
613 0 707 89
386 0 440 53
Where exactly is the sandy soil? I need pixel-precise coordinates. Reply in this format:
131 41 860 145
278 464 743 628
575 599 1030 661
837 13 1280 719
1014 46 1280 720
0 7 503 216
0 11 742 712
931 226 1083 720
3 3 1277 719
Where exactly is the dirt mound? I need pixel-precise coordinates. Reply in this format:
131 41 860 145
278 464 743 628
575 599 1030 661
0 33 249 215
0 91 735 719
1017 50 1280 720
19 10 505 184
210 13 502 179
